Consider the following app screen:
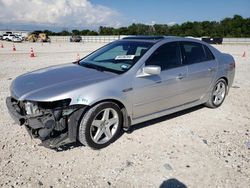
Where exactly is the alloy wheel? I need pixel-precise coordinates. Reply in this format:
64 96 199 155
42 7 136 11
212 81 226 105
90 108 119 144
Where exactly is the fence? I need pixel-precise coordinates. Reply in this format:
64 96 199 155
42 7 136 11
49 35 128 43
49 36 250 44
222 38 250 44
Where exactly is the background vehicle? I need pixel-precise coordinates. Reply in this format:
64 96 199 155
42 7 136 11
202 37 223 44
26 32 51 42
12 35 23 42
2 34 15 41
70 35 82 42
6 36 235 149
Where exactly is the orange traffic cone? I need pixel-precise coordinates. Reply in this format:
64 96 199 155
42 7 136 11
30 48 35 57
242 51 246 57
1 43 3 48
76 53 80 61
12 44 16 51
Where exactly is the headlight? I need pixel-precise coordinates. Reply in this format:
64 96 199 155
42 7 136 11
24 102 39 115
24 99 71 115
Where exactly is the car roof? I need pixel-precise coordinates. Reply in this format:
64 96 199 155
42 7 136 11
121 36 211 46
121 36 181 43
122 36 165 40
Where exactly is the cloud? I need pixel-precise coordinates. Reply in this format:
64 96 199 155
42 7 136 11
0 0 120 28
167 22 177 26
144 21 156 25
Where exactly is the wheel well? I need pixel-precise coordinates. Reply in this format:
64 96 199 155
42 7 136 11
91 99 126 110
218 77 229 94
220 77 228 85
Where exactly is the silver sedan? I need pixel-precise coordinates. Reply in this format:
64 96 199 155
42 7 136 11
6 36 235 149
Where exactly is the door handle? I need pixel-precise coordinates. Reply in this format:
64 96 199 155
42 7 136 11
176 74 184 80
208 67 216 72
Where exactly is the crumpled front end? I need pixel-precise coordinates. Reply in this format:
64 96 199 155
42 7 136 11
6 97 86 148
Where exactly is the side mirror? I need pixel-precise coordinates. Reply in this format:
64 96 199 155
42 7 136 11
137 65 161 77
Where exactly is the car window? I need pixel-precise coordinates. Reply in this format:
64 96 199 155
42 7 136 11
94 45 126 61
80 41 153 74
146 42 182 70
135 46 149 56
203 45 215 60
181 42 207 64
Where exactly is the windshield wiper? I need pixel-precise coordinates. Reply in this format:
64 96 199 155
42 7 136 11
81 63 104 72
80 62 122 75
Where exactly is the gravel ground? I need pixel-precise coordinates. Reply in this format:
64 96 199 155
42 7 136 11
0 41 249 188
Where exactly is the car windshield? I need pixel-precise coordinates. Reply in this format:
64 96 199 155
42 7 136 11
79 41 153 74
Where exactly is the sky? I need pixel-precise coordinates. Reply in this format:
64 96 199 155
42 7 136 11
0 0 249 31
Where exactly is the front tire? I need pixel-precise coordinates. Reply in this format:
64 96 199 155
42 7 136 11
205 78 227 108
78 102 122 149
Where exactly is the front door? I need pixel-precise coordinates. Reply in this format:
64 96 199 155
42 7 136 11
132 42 188 119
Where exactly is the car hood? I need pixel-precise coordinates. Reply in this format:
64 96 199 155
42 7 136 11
11 63 116 101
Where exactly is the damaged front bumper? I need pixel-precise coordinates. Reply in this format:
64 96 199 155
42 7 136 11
6 97 86 149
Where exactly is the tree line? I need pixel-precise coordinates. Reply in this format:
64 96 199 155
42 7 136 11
40 15 250 37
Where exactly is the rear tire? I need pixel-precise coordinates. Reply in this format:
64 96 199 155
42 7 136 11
78 102 122 149
205 78 227 108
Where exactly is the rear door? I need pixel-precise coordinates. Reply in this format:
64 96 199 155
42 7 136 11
180 42 217 102
132 42 189 118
